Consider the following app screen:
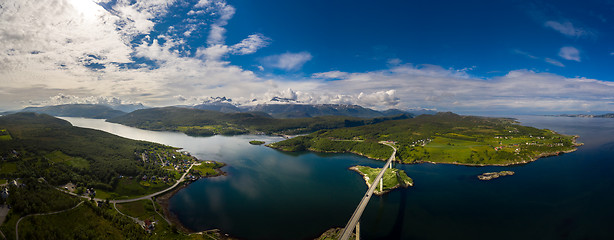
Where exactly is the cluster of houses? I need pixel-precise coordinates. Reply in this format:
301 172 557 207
1 179 23 200
0 149 20 161
409 138 431 147
140 149 194 173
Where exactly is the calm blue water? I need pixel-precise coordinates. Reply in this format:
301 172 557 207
63 116 614 239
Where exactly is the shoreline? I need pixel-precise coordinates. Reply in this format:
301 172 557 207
156 168 227 235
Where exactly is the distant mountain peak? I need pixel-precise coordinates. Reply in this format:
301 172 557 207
203 96 233 104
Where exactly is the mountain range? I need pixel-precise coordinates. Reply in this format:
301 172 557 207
2 102 435 119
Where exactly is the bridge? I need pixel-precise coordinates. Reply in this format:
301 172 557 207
339 142 397 240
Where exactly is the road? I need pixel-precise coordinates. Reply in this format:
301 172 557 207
60 162 197 204
339 141 397 240
16 201 84 240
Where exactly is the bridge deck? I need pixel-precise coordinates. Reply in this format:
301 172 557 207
339 142 396 240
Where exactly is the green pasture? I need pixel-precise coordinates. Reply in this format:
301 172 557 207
44 150 90 169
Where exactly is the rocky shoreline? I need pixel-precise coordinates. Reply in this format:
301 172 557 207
477 171 515 180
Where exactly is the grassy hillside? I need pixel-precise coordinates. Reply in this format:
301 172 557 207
107 106 412 136
269 112 580 165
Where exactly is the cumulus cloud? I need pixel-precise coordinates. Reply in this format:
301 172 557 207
308 65 614 112
194 0 211 8
206 1 235 45
251 88 400 109
0 0 276 110
261 52 313 71
1 0 613 114
559 46 581 62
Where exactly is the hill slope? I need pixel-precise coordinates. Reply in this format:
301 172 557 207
107 107 412 136
0 112 171 189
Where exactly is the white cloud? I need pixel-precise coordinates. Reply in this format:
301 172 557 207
0 0 275 110
559 46 581 62
230 34 270 55
37 94 140 107
312 71 350 79
357 90 400 107
1 0 612 114
544 58 565 67
261 52 313 71
307 65 614 112
387 58 402 66
544 20 590 38
206 1 235 45
194 0 212 8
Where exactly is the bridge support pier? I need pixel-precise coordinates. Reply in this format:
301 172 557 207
379 178 383 192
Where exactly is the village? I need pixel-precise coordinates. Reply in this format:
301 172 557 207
139 148 198 183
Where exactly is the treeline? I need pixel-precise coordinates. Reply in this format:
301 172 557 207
107 107 412 136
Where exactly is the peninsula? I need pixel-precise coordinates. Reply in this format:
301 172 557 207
269 112 582 166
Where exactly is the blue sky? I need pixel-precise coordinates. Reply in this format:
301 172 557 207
1 0 613 114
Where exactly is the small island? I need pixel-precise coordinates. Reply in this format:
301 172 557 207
249 140 265 145
477 171 515 180
350 166 413 195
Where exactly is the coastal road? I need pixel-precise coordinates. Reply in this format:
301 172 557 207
60 162 197 204
111 162 197 203
339 142 397 240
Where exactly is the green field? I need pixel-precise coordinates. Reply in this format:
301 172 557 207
0 129 10 140
99 178 172 200
0 162 17 174
352 166 413 194
191 161 225 177
18 203 128 239
45 150 90 169
117 199 157 221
